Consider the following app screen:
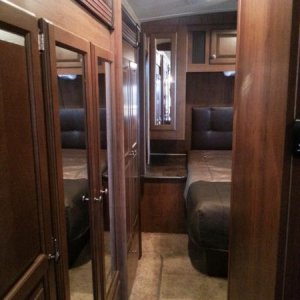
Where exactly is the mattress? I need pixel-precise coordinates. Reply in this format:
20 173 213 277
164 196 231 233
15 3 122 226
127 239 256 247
62 148 107 180
61 149 107 266
185 150 232 250
186 181 231 250
184 150 232 199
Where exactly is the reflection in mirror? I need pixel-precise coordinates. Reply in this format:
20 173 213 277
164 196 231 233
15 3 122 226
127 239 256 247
0 29 24 46
154 38 172 125
97 58 114 292
55 46 93 298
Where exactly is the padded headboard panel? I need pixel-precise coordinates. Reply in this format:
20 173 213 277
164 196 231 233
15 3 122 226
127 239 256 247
60 108 106 149
191 107 233 150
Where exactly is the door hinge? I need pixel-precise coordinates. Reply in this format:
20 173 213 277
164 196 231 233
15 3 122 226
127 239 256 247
38 33 45 52
48 237 60 263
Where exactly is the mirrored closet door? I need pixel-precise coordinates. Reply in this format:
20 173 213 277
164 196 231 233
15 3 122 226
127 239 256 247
40 20 111 299
91 44 118 298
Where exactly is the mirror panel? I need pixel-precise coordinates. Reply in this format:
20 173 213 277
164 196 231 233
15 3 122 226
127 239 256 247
150 33 176 132
97 58 114 291
154 38 172 125
55 45 93 299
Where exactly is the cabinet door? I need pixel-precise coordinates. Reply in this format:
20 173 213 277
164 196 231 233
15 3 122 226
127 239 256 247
210 30 237 64
0 2 56 299
91 44 120 299
40 21 100 299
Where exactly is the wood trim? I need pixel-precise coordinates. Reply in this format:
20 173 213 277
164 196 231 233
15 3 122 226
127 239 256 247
4 255 48 300
187 63 236 72
92 43 114 62
54 25 90 54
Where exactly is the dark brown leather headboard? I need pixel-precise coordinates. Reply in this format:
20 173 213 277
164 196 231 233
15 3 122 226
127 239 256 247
191 107 233 150
60 108 107 149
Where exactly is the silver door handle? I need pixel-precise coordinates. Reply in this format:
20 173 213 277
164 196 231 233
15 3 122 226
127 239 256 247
94 196 103 202
82 195 90 202
100 188 108 195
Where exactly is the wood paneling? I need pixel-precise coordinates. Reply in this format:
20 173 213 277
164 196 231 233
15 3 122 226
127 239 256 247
141 179 186 233
10 0 112 51
229 0 294 299
186 72 234 105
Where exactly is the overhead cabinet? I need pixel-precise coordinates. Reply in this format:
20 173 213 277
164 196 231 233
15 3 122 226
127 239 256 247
188 28 237 72
75 0 114 29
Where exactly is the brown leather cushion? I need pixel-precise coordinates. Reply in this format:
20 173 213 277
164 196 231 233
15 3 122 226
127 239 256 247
192 107 233 150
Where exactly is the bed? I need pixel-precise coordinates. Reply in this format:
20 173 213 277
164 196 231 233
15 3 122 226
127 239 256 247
185 106 233 277
60 108 107 266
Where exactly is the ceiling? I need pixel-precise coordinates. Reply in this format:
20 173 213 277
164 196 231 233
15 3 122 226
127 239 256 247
126 0 237 22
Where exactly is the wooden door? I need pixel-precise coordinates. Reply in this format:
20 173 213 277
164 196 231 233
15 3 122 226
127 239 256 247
91 43 120 299
39 21 100 299
229 0 296 299
0 2 56 299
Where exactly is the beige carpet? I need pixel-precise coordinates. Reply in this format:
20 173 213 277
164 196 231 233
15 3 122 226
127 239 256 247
68 233 227 299
130 233 227 300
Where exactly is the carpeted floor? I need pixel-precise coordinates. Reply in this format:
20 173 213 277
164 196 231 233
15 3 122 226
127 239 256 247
129 233 227 300
68 233 227 299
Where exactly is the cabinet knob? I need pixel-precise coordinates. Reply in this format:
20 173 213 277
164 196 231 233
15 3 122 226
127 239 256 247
94 196 103 202
210 54 217 59
100 188 108 195
81 195 90 202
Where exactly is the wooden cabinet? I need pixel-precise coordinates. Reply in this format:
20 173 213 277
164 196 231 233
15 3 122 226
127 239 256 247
188 28 237 72
141 179 186 233
141 154 187 233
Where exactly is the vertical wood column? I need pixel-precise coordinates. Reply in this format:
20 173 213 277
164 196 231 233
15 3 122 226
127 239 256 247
229 0 295 299
112 0 128 298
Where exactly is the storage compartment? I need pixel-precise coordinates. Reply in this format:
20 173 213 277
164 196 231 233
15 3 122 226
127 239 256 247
188 28 237 72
